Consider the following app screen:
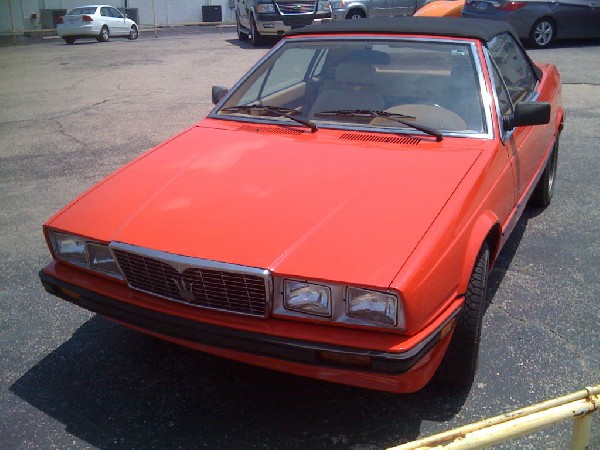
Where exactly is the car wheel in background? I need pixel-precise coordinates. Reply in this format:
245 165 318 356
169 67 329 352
529 137 559 207
250 17 263 46
63 37 75 44
346 9 366 19
435 242 490 387
97 26 110 42
529 17 556 48
128 25 138 40
237 14 249 41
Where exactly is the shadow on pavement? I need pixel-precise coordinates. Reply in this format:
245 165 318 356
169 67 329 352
11 316 468 449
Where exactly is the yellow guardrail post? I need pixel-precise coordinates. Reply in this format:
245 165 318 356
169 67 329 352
388 384 599 450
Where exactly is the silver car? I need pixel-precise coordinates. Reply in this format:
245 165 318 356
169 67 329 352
57 5 139 44
329 0 428 20
462 0 600 48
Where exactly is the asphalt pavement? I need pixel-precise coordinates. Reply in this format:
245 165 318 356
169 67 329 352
0 27 598 449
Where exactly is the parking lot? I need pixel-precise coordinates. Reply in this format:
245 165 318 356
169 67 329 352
0 27 598 449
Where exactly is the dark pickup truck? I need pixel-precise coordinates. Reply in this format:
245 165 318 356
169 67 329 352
235 0 331 45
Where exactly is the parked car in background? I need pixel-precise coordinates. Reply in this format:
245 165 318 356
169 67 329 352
462 0 600 48
57 4 139 44
415 0 464 16
328 0 428 20
235 0 330 46
40 17 564 393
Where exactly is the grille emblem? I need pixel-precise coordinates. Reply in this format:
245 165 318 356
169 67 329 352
172 277 195 302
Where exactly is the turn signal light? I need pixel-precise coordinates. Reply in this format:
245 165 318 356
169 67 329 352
318 350 371 367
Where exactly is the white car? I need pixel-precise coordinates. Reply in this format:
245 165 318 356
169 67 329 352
57 5 139 44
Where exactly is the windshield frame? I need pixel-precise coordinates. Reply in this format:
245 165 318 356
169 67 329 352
209 35 495 140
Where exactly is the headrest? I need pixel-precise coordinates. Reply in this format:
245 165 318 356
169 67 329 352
335 62 377 85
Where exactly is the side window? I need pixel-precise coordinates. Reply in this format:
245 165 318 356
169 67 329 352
110 8 123 18
488 33 537 104
100 7 110 17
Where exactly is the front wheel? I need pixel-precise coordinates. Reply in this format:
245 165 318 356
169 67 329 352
346 9 366 19
529 137 559 208
435 243 490 387
529 18 555 48
237 15 249 41
128 25 138 40
97 26 110 42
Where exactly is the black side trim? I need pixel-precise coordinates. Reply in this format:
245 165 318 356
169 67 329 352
39 271 442 374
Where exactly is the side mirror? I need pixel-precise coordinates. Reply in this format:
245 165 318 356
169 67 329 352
503 102 551 130
212 86 229 105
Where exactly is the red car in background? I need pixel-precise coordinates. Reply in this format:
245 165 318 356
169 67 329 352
40 18 564 393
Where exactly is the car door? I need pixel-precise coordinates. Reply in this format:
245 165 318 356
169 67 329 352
368 0 392 16
488 33 552 203
386 0 418 15
549 0 597 38
109 7 128 35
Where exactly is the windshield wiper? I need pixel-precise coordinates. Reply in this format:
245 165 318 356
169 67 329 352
315 109 443 141
220 105 318 133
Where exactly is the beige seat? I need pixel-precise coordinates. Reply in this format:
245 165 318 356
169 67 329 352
310 61 385 117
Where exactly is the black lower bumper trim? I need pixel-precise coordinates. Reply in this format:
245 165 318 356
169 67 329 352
39 270 440 374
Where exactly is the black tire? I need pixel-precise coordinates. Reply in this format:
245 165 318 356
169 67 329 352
97 26 110 42
435 243 490 387
250 17 263 46
529 137 559 208
128 25 138 40
237 15 249 41
529 18 556 48
346 8 366 19
63 37 76 45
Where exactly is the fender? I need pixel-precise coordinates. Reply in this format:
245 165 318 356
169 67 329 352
457 211 501 295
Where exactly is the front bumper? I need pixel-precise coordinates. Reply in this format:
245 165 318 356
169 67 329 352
255 14 330 35
40 263 459 392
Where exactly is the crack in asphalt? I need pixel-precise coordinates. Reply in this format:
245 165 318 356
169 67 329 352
490 303 589 369
54 118 86 148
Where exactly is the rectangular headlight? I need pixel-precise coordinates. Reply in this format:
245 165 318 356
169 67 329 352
48 231 122 279
257 3 275 13
284 280 331 317
346 287 400 327
86 242 120 275
51 232 87 263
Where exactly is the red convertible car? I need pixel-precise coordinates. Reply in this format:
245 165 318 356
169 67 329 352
40 18 563 393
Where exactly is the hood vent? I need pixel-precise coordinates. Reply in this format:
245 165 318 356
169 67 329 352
238 124 304 136
339 133 421 145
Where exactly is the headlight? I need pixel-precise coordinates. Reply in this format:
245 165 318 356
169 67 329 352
318 1 331 11
87 242 121 275
329 1 346 8
346 287 400 327
257 3 276 13
48 230 122 279
284 280 331 317
51 232 87 263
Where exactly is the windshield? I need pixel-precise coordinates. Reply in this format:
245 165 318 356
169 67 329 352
215 38 487 136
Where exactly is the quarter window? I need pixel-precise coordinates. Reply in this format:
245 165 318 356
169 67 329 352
488 33 537 104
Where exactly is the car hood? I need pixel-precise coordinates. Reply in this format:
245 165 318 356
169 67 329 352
49 120 482 287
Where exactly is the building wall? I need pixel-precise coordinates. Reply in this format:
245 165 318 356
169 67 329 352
0 0 233 34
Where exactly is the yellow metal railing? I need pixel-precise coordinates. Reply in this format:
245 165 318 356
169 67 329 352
389 384 599 450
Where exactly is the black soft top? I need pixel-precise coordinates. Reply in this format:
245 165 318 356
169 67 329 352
287 17 520 43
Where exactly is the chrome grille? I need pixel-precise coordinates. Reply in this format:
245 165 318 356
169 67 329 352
276 1 316 14
111 244 269 317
